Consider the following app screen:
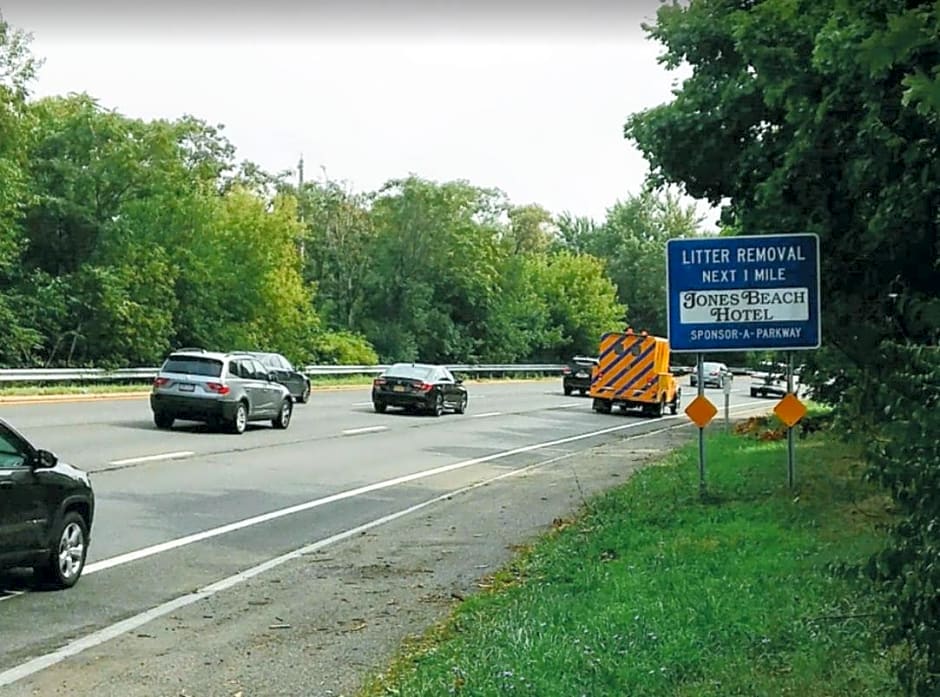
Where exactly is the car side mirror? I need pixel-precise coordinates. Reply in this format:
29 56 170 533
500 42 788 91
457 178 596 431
454 378 464 385
33 449 58 469
268 372 277 382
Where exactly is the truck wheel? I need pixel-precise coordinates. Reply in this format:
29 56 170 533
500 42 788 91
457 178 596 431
592 398 612 414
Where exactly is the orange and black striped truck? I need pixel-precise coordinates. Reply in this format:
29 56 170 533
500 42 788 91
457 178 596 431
588 329 681 417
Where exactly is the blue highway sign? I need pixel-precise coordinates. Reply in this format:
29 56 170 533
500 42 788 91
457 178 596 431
665 233 821 352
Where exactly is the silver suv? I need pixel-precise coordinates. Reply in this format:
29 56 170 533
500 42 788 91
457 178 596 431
150 349 294 434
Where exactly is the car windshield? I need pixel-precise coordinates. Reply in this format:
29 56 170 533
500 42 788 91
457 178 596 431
162 356 223 378
703 363 723 371
384 364 435 380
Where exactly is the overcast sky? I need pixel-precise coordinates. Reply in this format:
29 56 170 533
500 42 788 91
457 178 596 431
2 0 712 225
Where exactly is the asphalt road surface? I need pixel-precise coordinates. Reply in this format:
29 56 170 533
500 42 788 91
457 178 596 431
0 378 772 696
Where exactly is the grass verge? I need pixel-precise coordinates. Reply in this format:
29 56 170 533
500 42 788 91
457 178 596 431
360 416 897 696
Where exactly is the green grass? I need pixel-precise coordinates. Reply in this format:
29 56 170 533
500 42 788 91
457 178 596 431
360 421 898 697
0 382 155 397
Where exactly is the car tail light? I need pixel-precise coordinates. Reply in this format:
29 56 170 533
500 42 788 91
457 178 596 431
562 367 571 375
418 382 433 392
374 377 386 386
153 377 169 388
205 382 231 395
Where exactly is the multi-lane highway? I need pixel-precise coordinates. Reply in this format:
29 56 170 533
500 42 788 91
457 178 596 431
0 378 770 695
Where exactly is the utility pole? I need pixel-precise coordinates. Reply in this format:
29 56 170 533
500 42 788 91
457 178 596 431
297 153 305 263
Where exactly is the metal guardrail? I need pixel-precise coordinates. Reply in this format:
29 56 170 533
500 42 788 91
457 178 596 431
0 364 751 384
303 363 566 376
0 364 568 383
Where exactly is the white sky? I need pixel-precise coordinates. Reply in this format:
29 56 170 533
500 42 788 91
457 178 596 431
2 1 715 226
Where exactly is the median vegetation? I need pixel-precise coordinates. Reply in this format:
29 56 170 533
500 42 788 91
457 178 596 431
361 416 897 696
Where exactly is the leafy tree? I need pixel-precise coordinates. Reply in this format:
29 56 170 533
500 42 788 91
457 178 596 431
299 180 377 331
531 251 626 360
504 203 555 255
625 0 939 691
362 176 504 362
591 190 703 335
0 13 40 364
554 211 599 253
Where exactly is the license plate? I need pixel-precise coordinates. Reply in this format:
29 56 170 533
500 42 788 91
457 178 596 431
179 383 195 392
393 385 405 392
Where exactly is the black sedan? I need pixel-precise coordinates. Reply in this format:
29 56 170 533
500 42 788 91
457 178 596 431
239 351 311 403
0 417 95 589
372 363 468 416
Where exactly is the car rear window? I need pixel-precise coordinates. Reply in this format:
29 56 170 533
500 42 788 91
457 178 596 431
162 356 223 378
384 364 435 380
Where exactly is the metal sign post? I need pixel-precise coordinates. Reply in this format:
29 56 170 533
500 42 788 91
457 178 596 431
723 373 732 431
697 353 706 498
786 352 795 488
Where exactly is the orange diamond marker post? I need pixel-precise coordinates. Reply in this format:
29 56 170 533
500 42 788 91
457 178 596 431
774 393 807 428
685 394 718 429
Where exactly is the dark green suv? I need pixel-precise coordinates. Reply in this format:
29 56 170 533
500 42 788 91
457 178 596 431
0 418 95 589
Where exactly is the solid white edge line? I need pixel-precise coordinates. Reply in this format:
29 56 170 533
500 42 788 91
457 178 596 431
81 401 768 578
470 412 502 419
2 411 763 688
341 426 389 436
107 451 195 466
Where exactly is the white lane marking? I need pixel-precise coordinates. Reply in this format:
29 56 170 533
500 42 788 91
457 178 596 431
79 415 686 577
0 590 25 603
341 426 389 436
0 419 709 687
351 401 373 407
108 451 195 466
552 403 583 409
470 412 502 419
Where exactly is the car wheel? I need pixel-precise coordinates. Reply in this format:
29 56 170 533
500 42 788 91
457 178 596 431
38 511 88 589
455 393 468 414
153 412 174 429
432 393 444 417
298 384 310 404
374 401 387 413
563 385 572 396
272 398 292 429
229 401 248 434
750 388 758 398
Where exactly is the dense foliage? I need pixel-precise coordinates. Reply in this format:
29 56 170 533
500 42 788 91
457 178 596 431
625 0 939 693
0 13 709 370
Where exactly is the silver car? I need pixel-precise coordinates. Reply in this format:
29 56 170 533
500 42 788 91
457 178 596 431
150 350 293 434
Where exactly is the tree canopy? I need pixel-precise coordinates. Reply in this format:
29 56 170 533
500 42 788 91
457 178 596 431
625 1 939 692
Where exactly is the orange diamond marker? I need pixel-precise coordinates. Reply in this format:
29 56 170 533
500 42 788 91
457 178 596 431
685 394 717 428
774 393 807 428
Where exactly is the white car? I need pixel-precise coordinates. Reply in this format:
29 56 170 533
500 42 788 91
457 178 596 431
749 363 798 398
690 361 732 388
